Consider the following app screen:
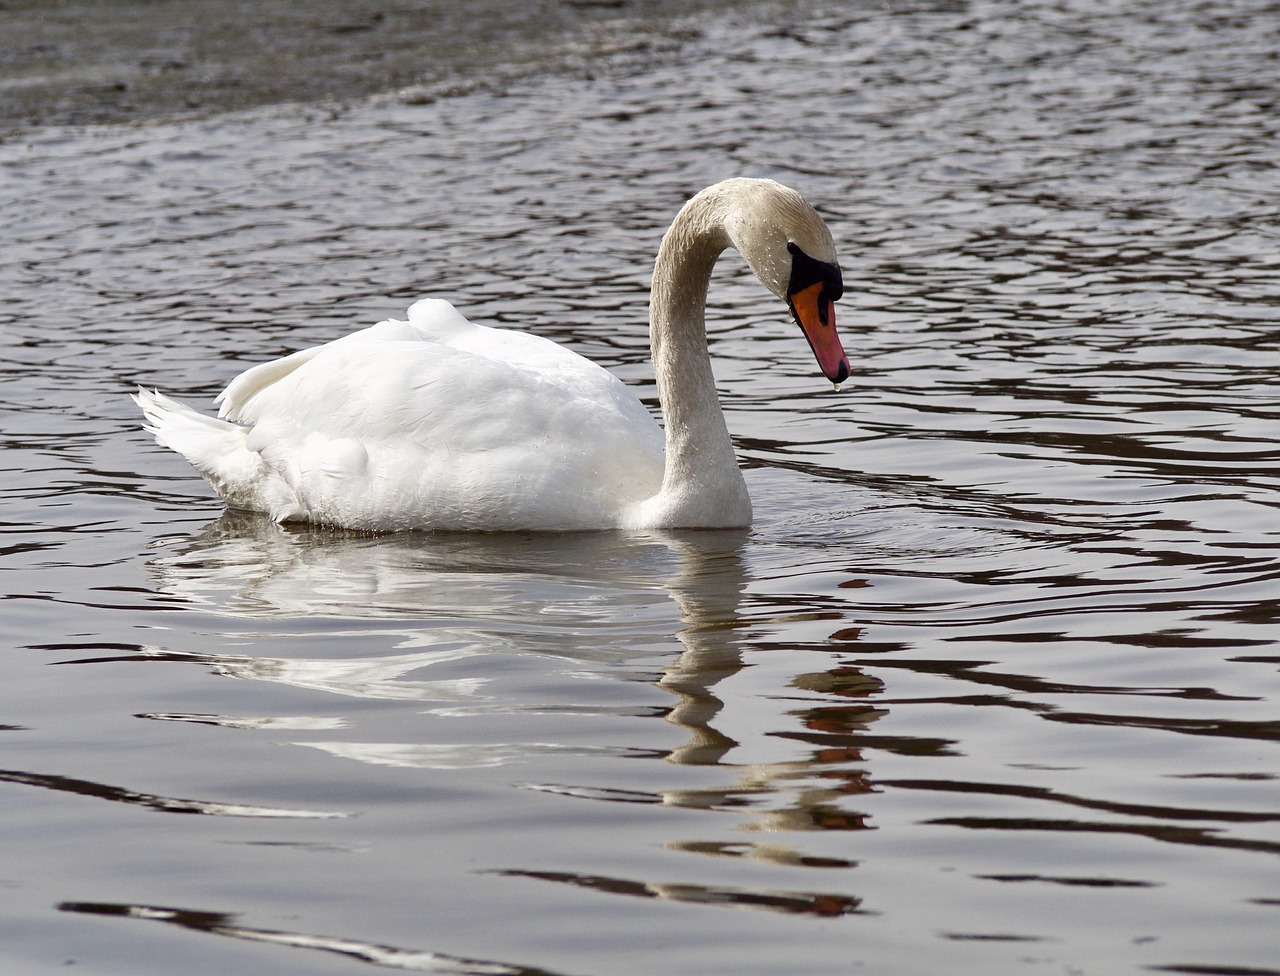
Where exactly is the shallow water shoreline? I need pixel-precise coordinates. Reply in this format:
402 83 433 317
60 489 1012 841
0 0 788 131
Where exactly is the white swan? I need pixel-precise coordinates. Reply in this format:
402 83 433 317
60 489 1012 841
135 178 849 531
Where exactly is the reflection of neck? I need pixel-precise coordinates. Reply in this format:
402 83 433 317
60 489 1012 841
658 533 749 765
647 193 751 527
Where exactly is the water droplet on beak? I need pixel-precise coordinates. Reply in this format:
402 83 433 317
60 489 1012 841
833 382 842 393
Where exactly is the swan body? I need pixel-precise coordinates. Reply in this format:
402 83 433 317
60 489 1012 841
135 179 849 531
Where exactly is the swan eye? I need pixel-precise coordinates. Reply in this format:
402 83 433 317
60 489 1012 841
786 242 842 309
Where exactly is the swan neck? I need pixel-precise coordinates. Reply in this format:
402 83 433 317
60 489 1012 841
645 198 750 526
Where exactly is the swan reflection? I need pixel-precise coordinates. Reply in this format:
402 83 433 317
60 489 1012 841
146 513 885 863
131 642 490 702
147 511 680 621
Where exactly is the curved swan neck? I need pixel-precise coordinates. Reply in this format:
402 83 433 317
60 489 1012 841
644 189 751 527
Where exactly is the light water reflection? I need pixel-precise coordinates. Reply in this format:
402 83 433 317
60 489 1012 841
143 514 776 772
145 513 880 919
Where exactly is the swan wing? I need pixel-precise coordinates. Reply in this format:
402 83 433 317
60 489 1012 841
216 299 664 530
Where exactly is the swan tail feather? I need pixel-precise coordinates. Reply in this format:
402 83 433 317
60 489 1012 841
214 346 318 421
133 388 279 513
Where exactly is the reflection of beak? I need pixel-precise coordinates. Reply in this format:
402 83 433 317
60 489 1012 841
787 281 850 386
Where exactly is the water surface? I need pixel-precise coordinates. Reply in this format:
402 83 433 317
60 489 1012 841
2 1 1279 974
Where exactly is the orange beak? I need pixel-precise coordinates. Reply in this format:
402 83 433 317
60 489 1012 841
788 281 850 386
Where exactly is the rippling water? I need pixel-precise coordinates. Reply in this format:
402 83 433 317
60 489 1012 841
3 1 1279 973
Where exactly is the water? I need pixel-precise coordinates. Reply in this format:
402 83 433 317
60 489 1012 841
3 1 1279 973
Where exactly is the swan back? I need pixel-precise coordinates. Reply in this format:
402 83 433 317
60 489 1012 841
159 299 666 531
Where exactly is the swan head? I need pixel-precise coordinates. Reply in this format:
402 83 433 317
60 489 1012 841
716 179 850 386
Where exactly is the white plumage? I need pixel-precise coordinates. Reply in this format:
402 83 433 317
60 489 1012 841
135 179 848 531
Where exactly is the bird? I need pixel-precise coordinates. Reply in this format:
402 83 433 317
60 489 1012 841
134 178 849 532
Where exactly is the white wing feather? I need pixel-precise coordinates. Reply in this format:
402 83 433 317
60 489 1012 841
140 299 664 530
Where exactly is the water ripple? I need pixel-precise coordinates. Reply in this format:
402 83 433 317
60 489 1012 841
2 1 1278 974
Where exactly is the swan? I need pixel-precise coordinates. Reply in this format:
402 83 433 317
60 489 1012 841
134 178 849 531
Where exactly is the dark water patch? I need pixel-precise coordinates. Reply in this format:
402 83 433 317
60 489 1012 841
1150 967 1280 976
58 901 568 975
928 817 1280 857
492 869 865 918
0 768 349 819
885 777 1280 825
979 873 1162 889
